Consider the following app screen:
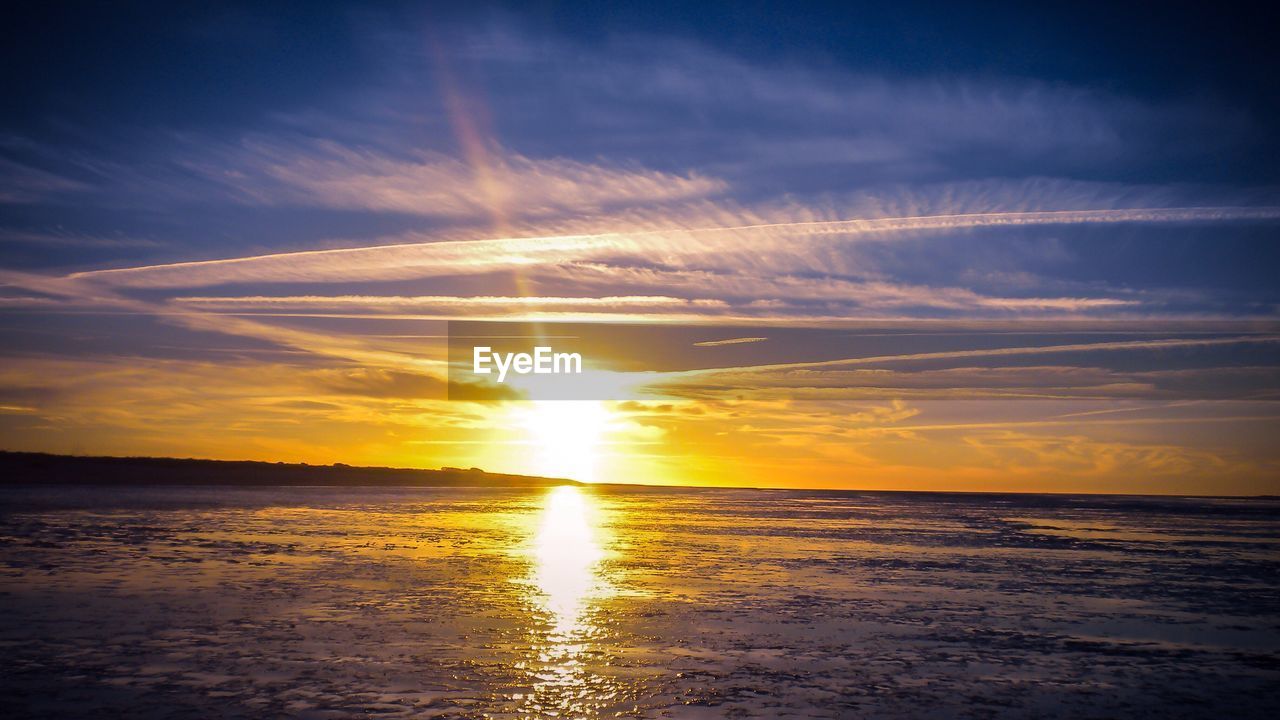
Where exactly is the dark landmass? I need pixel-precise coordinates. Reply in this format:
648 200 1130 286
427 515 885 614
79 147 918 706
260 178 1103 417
0 451 577 488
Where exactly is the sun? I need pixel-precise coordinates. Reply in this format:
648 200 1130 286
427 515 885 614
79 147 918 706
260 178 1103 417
515 401 612 482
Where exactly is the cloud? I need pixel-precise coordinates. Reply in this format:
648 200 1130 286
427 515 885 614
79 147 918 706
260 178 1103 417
309 367 519 402
649 364 1280 402
694 337 768 347
549 267 1148 316
675 335 1280 377
60 205 1280 291
160 291 1139 322
0 230 163 249
0 155 89 204
172 294 727 314
957 430 1232 478
398 28 1259 189
202 139 727 217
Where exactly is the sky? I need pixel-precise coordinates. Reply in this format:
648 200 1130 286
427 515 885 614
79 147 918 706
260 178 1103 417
1 1 1278 493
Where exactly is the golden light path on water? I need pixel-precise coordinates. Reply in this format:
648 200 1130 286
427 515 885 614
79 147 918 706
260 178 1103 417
519 485 620 718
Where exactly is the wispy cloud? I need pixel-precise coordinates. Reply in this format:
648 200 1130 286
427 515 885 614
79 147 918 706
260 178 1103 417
0 155 89 204
60 206 1280 290
674 335 1280 377
201 139 727 217
172 294 727 312
694 337 768 347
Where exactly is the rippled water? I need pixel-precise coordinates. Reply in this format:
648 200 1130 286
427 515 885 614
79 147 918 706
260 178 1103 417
1 485 1278 718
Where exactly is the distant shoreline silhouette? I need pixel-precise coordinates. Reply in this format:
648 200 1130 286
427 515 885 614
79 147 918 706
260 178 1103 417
0 451 577 488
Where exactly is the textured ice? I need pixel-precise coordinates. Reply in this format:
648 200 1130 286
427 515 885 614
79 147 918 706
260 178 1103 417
1 485 1277 718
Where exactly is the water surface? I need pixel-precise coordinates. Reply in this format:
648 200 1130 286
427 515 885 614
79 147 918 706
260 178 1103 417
1 485 1277 718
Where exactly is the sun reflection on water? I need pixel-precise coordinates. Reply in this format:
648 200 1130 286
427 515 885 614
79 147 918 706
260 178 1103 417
535 486 603 631
520 485 621 718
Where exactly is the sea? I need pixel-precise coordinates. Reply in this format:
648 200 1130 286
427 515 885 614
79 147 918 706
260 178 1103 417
1 484 1277 718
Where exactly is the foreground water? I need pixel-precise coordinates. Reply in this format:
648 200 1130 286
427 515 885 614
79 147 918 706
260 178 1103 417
1 485 1277 719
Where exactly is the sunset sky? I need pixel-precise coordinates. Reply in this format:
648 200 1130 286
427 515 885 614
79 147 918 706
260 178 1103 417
1 2 1278 493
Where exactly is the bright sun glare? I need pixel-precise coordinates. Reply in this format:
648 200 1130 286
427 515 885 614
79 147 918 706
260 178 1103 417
516 401 611 482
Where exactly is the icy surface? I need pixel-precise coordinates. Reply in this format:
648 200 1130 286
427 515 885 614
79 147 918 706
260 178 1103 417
1 485 1278 718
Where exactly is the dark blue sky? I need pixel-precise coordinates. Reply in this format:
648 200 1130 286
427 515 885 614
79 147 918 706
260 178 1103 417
6 2 1278 123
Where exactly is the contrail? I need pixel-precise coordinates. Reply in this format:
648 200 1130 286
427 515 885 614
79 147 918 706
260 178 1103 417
61 206 1280 289
672 335 1280 377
